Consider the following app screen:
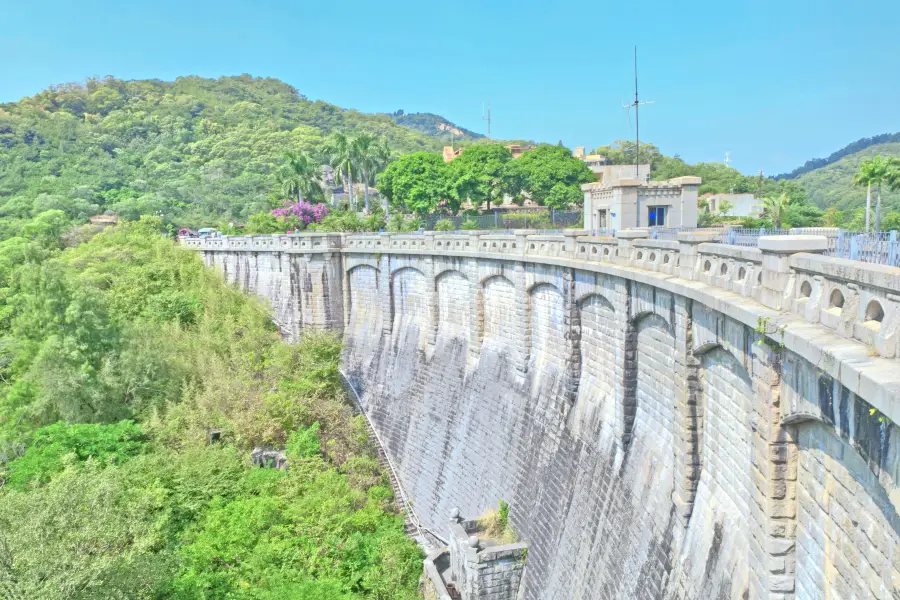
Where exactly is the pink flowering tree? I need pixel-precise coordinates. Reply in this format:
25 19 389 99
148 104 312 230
271 201 330 230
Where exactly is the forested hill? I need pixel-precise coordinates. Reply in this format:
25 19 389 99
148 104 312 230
389 111 484 142
794 141 900 211
0 75 457 228
775 132 900 180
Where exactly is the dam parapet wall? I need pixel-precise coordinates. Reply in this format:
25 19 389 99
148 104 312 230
185 230 900 599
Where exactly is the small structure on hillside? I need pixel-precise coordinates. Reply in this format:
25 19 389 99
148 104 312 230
423 508 528 600
581 176 701 230
88 214 119 228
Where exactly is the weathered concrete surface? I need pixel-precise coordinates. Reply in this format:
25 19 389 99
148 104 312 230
190 233 900 600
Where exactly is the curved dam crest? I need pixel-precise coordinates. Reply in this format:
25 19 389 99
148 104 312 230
187 231 900 600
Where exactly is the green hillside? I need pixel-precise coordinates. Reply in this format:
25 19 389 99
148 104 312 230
389 111 484 142
794 142 900 211
0 75 447 228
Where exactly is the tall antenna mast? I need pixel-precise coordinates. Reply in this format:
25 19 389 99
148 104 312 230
724 151 732 168
623 46 654 179
634 46 640 179
482 101 491 140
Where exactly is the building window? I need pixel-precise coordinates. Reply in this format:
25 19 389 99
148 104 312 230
648 206 667 227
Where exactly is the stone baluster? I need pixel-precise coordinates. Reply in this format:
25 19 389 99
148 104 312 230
758 236 827 311
615 229 650 265
676 231 721 280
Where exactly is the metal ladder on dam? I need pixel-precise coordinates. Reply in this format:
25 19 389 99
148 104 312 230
339 370 448 550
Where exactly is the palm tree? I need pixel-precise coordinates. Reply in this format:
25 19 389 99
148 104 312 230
854 156 896 232
324 133 355 209
351 134 391 213
762 193 791 229
278 150 321 204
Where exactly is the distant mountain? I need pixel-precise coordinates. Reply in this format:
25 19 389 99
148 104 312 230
0 75 451 225
776 132 900 180
389 111 484 142
793 141 900 211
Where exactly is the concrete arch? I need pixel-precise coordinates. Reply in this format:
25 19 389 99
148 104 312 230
434 268 469 284
479 272 514 288
576 292 616 313
526 279 563 297
390 265 426 279
347 262 380 276
630 309 675 336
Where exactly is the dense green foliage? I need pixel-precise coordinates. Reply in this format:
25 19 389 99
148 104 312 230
378 152 451 214
0 217 421 599
505 145 594 208
0 75 443 231
375 143 592 215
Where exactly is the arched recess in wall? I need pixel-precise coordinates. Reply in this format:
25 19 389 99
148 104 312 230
527 282 567 395
791 416 900 598
435 269 471 339
626 312 676 463
682 345 755 598
347 264 381 330
480 274 517 352
391 267 429 327
572 293 618 439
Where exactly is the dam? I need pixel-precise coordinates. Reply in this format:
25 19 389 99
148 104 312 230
184 229 900 600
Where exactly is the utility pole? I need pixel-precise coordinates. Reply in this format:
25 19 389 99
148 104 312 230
483 101 491 140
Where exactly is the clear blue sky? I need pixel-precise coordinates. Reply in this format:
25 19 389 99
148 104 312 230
1 0 898 175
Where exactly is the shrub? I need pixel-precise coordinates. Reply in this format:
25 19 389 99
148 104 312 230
3 421 147 490
434 218 456 231
461 219 479 230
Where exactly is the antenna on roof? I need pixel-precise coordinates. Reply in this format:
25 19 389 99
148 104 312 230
482 101 491 140
622 46 655 179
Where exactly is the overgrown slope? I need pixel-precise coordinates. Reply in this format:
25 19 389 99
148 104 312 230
0 218 422 599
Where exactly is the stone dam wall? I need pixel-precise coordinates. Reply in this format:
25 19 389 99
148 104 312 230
186 231 900 600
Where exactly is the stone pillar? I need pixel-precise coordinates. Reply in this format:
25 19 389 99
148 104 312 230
676 231 721 280
758 236 828 311
615 229 650 266
468 257 482 367
748 341 799 599
563 268 581 405
514 261 530 377
672 296 701 526
379 236 393 336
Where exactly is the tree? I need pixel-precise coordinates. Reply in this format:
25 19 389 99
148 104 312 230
762 193 791 229
592 140 661 168
323 133 355 209
507 145 594 209
446 144 513 212
278 150 322 205
377 153 449 215
853 155 898 232
351 134 391 213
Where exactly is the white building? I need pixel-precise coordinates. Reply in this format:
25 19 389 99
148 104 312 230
582 176 701 231
704 193 762 217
